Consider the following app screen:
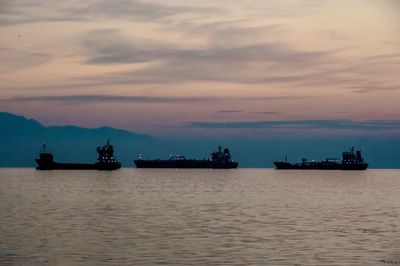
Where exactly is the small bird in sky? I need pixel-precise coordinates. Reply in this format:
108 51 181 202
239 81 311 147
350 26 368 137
18 34 21 38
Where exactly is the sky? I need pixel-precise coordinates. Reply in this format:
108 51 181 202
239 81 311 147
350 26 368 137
1 0 400 138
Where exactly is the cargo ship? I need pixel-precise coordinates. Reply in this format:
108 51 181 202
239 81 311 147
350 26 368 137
274 147 368 170
134 146 238 169
35 140 121 170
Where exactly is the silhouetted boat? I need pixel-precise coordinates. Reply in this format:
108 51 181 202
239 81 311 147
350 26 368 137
35 140 121 170
134 146 238 169
274 147 368 170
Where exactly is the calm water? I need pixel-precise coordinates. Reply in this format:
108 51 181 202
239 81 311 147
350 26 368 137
0 169 399 265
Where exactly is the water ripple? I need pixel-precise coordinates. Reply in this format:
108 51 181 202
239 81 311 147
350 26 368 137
0 169 399 265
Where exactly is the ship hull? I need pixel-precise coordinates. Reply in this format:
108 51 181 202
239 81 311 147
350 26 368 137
134 159 238 169
35 159 121 170
274 161 368 170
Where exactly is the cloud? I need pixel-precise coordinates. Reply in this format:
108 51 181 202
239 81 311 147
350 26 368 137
252 112 280 115
2 94 215 104
173 18 287 47
350 84 400 93
0 0 10 13
186 119 400 131
79 27 399 92
0 0 83 26
0 50 52 73
1 94 311 105
77 0 215 21
81 28 341 85
83 29 155 64
3 0 400 94
364 53 400 61
218 110 243 113
84 28 327 65
0 0 216 26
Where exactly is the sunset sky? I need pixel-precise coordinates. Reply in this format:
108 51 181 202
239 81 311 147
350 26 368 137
1 0 400 137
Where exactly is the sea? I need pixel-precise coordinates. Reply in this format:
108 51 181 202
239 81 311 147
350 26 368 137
0 168 399 265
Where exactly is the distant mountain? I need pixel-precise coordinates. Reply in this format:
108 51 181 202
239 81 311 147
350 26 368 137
0 112 155 167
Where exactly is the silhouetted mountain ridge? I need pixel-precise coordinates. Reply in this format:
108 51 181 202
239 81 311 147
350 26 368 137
0 112 42 135
0 112 154 166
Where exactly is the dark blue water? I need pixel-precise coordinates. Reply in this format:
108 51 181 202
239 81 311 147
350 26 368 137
0 169 399 265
